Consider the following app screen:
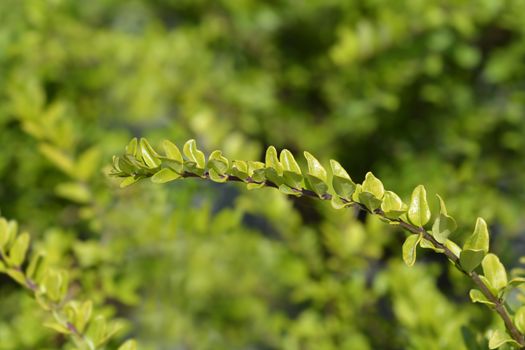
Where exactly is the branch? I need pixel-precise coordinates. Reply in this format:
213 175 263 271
111 138 525 349
0 218 136 350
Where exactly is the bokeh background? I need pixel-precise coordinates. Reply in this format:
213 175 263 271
1 0 525 349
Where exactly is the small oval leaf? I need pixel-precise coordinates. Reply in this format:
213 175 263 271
408 185 431 227
120 176 139 188
208 150 229 174
151 168 181 184
231 160 249 180
381 191 407 219
481 254 508 293
463 217 489 253
460 249 485 273
0 218 11 250
118 340 137 350
488 329 519 349
162 140 183 163
280 149 303 188
515 306 525 334
304 151 327 182
469 289 494 306
402 234 422 267
9 232 30 266
183 139 206 169
330 160 356 199
361 172 384 199
280 149 301 175
265 146 283 174
139 138 161 169
125 138 138 156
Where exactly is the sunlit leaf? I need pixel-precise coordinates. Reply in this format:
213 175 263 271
361 172 384 199
151 168 180 183
407 185 431 227
481 254 507 293
488 329 519 349
402 234 422 266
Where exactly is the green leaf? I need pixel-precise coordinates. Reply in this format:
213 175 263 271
208 150 229 174
35 292 51 311
265 146 283 185
330 159 356 199
304 151 327 182
120 176 138 188
209 169 227 183
6 269 27 286
508 277 525 287
9 232 30 266
231 160 249 180
0 218 11 250
39 143 74 176
407 185 431 227
460 249 486 273
361 172 384 199
44 321 71 334
481 254 507 293
444 239 462 258
402 234 422 267
431 194 457 243
469 289 494 306
488 329 519 349
330 196 349 210
55 182 92 203
304 151 328 197
87 315 107 346
125 138 138 157
162 140 183 162
278 184 301 197
280 149 301 175
151 168 180 184
306 175 328 198
280 149 303 188
464 217 490 253
183 139 206 169
43 270 69 302
358 191 383 211
26 252 46 282
162 140 184 173
86 318 124 347
515 306 525 334
118 340 137 350
352 184 362 202
7 221 17 245
117 156 136 174
419 238 444 253
460 218 490 272
248 161 265 182
381 191 407 219
75 146 101 181
247 182 265 190
265 146 283 174
139 138 161 169
432 214 457 244
478 275 499 297
75 300 93 333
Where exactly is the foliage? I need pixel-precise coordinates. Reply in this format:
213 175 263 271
1 0 525 349
111 138 525 349
0 217 136 350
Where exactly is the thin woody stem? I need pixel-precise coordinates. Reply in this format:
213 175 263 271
180 170 525 348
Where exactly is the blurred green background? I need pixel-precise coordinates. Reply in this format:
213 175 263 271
1 0 525 349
